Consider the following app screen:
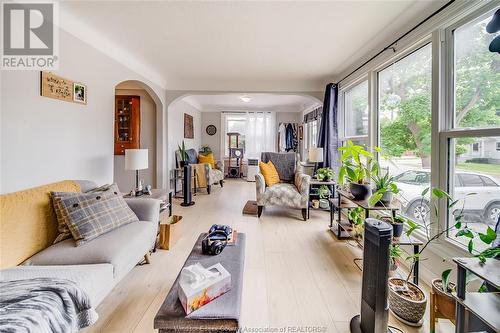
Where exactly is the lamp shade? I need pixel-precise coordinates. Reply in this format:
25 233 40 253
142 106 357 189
308 147 324 163
125 149 148 170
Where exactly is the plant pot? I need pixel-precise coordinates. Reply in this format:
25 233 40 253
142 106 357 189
388 277 427 326
392 222 404 238
349 182 371 201
431 279 456 321
311 199 320 209
319 199 329 209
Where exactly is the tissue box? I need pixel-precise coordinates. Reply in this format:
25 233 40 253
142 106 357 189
178 263 231 314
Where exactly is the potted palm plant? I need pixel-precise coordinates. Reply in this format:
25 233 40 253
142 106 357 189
178 141 188 167
338 140 374 200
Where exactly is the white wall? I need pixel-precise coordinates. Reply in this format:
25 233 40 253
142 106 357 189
0 29 166 194
114 89 157 192
168 99 202 171
201 112 222 160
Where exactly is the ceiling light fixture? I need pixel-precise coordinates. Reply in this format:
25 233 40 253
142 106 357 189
240 96 251 103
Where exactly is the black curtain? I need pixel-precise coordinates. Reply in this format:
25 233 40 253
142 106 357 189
317 83 340 172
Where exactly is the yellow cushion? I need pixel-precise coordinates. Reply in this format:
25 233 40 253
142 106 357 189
0 180 81 268
198 153 215 168
259 161 280 187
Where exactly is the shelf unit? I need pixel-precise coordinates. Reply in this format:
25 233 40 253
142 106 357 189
114 95 140 155
453 257 499 333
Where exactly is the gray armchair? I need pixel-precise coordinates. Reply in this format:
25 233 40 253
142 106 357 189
255 152 311 221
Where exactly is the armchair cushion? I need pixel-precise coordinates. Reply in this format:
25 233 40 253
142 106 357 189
198 153 215 168
260 152 297 182
259 161 280 187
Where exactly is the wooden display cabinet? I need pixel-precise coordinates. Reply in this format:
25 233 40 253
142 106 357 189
114 95 140 155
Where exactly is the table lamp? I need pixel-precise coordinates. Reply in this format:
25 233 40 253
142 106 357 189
308 147 323 171
125 149 148 195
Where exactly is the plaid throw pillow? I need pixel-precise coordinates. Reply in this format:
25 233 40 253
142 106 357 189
52 184 138 246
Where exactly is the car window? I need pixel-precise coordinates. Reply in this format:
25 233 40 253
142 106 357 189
459 174 484 187
480 176 497 187
394 171 429 185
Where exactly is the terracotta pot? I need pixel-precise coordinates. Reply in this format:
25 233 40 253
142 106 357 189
431 279 456 321
349 182 371 200
388 277 427 326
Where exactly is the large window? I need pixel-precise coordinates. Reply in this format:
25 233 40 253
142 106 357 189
344 81 368 139
378 44 432 224
222 112 276 159
453 11 500 129
444 8 500 250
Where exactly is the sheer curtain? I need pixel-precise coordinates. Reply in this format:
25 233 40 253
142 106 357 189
245 112 276 159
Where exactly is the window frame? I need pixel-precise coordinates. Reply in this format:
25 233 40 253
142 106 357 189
439 3 500 249
340 78 370 143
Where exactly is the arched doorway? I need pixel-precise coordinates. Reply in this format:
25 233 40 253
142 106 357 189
113 80 164 192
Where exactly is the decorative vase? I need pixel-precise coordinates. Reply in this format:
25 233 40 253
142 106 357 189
388 277 427 326
349 182 371 201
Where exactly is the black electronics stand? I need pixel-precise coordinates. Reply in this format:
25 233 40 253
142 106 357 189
350 218 393 333
180 165 195 207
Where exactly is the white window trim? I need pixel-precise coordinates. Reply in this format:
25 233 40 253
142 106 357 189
336 1 499 261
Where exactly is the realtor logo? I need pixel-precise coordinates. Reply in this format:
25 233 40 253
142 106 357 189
1 2 59 70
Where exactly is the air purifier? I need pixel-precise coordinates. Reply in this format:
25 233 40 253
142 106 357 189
350 218 393 333
246 159 259 182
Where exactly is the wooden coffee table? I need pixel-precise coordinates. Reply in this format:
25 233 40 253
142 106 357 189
154 233 246 333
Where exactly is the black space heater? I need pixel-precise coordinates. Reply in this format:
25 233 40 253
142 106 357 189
350 218 393 333
180 165 195 207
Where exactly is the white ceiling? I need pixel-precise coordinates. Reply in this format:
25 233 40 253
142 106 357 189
181 93 322 113
60 1 447 91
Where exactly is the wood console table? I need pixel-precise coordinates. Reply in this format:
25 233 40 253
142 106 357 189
330 189 423 285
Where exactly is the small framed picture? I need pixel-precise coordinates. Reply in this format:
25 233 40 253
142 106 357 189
73 82 87 104
298 125 303 140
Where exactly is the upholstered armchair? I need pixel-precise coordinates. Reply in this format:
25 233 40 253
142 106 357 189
255 152 311 220
176 149 224 194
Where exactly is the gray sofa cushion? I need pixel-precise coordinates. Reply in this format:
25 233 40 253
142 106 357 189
0 264 114 306
260 152 296 182
53 184 139 246
25 221 156 279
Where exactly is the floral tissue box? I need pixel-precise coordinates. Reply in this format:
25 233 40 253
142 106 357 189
178 262 231 314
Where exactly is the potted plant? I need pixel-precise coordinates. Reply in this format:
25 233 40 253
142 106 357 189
338 140 374 200
388 187 498 326
389 244 403 277
178 141 188 167
348 207 365 238
316 167 335 182
318 185 330 209
377 214 406 239
370 169 399 205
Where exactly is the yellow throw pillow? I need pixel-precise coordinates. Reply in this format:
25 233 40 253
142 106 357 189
198 153 215 168
259 161 280 187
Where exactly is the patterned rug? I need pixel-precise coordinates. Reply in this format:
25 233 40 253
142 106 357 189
242 200 258 216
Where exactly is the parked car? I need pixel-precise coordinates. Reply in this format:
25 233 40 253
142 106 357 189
393 169 500 225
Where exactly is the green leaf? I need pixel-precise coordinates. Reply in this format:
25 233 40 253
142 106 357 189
478 227 497 245
441 269 452 292
432 188 451 200
454 221 462 229
421 187 430 197
456 229 474 238
368 192 383 207
468 239 474 253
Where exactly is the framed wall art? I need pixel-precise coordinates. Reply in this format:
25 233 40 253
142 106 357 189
184 113 194 139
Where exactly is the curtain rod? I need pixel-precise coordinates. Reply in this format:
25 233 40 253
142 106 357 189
337 0 455 85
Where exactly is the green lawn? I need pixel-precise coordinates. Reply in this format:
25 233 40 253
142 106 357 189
457 162 500 176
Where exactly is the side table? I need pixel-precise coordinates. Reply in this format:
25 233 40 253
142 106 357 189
307 179 336 219
124 189 173 252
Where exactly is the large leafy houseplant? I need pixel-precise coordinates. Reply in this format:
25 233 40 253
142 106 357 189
316 167 335 182
388 187 499 325
338 140 374 200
